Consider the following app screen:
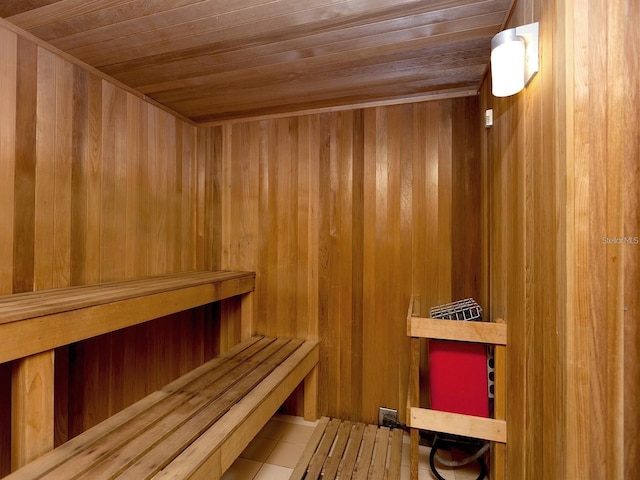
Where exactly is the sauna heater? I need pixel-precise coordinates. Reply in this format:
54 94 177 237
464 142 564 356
428 298 490 418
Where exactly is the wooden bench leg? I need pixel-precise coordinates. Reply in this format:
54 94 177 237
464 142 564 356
410 428 419 480
11 350 54 470
219 291 254 353
303 364 318 422
240 290 254 341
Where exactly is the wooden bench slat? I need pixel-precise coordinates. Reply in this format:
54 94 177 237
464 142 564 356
352 424 378 480
290 417 330 480
321 420 352 480
305 418 341 480
387 428 404 480
370 427 390 480
337 422 365 479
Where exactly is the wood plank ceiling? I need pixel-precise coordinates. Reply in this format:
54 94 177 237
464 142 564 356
0 0 512 123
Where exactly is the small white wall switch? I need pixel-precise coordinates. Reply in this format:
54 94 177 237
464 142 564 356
485 109 493 128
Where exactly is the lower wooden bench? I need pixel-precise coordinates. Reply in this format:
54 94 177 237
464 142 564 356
5 336 318 480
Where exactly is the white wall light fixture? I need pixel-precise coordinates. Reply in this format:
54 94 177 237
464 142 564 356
490 22 539 97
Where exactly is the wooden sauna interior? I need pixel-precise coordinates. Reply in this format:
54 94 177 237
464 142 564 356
0 0 638 478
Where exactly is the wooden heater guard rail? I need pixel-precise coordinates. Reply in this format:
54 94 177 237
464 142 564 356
0 270 318 478
405 295 507 480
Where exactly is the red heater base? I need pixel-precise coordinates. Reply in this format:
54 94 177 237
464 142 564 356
428 339 489 418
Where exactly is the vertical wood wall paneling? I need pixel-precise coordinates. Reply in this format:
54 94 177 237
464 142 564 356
451 97 481 299
214 99 481 423
85 74 103 285
568 0 637 476
603 2 627 478
63 309 218 438
280 117 299 340
350 110 364 421
33 47 56 291
100 82 124 282
539 1 563 477
70 65 89 285
0 28 17 475
478 81 500 474
582 1 606 477
179 121 196 271
363 106 390 423
316 113 332 417
55 60 87 447
0 23 223 474
410 103 429 407
360 107 378 422
195 127 207 269
218 123 236 349
296 115 318 342
529 2 552 478
482 1 550 477
166 116 180 273
388 104 413 415
195 125 221 271
13 36 38 294
124 93 146 278
436 104 453 305
623 0 640 474
148 106 165 275
327 111 353 418
482 0 640 478
0 24 17 295
53 55 74 289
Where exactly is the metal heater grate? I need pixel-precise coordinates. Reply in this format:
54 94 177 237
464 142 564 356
429 298 482 321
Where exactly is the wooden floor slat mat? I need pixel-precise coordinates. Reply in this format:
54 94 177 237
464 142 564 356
291 417 403 480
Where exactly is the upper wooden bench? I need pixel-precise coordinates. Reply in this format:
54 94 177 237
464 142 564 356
0 270 255 364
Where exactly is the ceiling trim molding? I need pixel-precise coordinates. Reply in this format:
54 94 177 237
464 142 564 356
198 87 479 126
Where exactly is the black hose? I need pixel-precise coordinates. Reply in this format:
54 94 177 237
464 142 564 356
435 441 490 467
428 435 488 480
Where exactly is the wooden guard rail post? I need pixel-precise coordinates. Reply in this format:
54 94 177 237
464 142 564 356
0 270 256 472
406 295 507 480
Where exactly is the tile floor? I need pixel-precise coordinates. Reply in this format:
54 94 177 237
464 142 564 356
222 414 484 480
221 414 317 480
